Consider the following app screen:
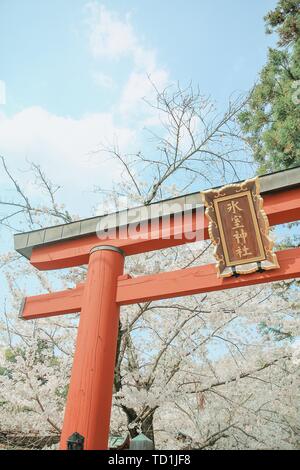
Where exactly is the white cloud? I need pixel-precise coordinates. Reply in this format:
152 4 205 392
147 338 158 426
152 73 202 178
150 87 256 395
0 107 133 165
0 80 6 105
0 107 135 213
86 3 165 74
85 2 169 115
0 4 170 216
86 3 137 60
92 71 115 89
119 70 168 116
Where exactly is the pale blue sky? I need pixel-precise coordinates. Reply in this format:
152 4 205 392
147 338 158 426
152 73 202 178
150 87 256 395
0 0 278 217
0 1 293 347
1 0 277 117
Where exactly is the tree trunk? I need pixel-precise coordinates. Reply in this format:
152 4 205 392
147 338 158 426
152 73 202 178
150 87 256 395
141 409 155 446
122 405 156 447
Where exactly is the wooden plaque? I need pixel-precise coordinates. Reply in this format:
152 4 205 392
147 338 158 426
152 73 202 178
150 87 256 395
201 177 279 277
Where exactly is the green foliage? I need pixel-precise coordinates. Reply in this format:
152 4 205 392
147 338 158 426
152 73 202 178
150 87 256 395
239 1 300 172
0 348 23 378
55 384 69 400
265 0 300 46
5 347 23 363
0 341 59 378
259 321 294 341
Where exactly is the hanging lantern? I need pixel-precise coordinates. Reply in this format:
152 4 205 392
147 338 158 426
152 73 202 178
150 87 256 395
130 433 154 450
67 432 85 450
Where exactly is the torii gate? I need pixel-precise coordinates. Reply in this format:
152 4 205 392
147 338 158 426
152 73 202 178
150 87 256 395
15 166 300 450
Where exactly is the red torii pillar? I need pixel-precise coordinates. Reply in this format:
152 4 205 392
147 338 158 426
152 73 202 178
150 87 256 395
16 179 300 450
59 246 124 450
22 247 300 450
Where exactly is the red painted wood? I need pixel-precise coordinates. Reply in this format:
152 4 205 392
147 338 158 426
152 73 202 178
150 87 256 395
116 248 300 305
265 187 300 226
59 247 124 450
20 274 129 321
22 247 300 320
18 185 300 453
21 284 84 320
30 188 300 270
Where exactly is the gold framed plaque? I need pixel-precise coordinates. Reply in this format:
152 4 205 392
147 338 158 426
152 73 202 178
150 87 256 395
201 177 279 277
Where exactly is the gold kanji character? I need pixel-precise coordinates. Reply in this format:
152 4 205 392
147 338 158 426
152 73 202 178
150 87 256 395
236 245 252 258
233 229 248 245
227 200 243 214
231 215 244 229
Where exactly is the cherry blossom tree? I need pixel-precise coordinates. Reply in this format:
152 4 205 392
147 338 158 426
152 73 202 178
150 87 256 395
0 84 299 450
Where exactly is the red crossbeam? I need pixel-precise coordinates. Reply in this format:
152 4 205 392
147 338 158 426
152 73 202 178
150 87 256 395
30 188 300 270
117 247 300 305
17 182 300 451
21 284 84 320
20 247 300 319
